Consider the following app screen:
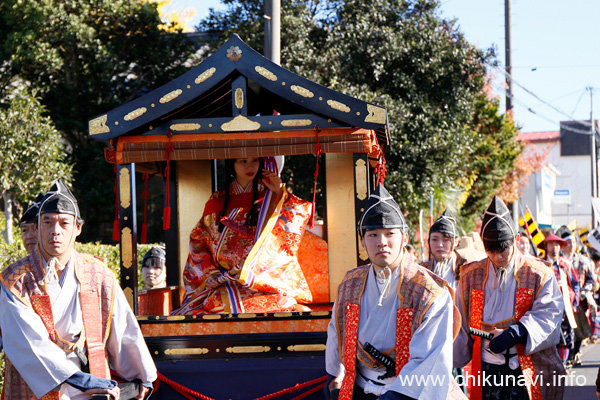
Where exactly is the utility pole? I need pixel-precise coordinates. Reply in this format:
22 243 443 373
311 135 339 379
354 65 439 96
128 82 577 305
264 0 281 65
590 87 597 226
505 0 519 229
505 0 513 114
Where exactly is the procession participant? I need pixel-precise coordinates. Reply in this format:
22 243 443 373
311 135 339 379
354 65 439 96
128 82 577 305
538 233 579 368
556 226 595 365
19 193 44 254
325 184 463 400
173 157 313 315
141 246 167 290
454 196 565 400
517 230 533 256
421 209 467 289
0 179 157 400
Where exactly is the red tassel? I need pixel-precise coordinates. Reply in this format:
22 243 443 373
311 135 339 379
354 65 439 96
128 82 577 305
310 126 323 229
140 173 149 243
163 207 171 230
112 165 120 242
163 131 174 230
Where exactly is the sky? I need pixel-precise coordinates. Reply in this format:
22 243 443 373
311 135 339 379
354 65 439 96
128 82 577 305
167 0 600 134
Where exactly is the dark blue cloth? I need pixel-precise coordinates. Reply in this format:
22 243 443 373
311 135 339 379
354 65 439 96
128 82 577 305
489 322 528 354
66 371 117 392
324 374 335 400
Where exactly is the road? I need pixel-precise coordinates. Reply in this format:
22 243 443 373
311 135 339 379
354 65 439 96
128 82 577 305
565 339 600 399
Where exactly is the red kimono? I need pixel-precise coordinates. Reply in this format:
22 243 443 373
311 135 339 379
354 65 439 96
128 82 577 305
173 180 313 314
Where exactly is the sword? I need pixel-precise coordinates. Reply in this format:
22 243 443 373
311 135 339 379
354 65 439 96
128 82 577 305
469 327 494 340
364 342 396 380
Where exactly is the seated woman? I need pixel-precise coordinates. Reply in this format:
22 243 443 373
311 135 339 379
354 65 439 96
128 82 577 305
173 157 313 315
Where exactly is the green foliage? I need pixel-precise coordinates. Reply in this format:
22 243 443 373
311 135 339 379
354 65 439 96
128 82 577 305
458 94 523 232
199 0 517 233
0 85 72 229
0 0 198 243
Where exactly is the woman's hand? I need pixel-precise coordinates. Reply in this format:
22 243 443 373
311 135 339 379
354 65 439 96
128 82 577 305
206 274 222 290
261 169 282 194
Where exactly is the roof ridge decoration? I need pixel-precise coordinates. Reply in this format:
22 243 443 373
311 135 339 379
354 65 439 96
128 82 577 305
89 34 388 143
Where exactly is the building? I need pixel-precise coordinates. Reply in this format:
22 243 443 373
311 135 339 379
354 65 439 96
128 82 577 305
519 120 599 228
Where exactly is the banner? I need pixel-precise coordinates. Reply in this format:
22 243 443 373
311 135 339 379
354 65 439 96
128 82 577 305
585 226 600 252
518 208 545 251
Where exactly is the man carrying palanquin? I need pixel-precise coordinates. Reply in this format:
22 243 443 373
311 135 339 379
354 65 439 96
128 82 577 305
454 196 565 400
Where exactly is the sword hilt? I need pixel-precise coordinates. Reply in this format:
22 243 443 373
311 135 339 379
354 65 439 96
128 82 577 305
469 327 494 340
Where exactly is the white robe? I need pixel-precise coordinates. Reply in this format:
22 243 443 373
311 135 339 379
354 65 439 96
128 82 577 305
0 255 157 399
453 259 563 368
326 264 453 399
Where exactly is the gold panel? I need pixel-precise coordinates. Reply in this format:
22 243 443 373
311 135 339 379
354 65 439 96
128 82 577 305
221 115 261 131
124 287 134 310
119 168 131 209
273 312 293 318
159 89 183 104
165 316 186 321
290 85 314 98
287 344 327 352
281 119 312 127
327 100 351 113
121 227 132 269
165 348 209 355
355 158 368 201
238 313 258 319
227 46 242 61
310 311 331 317
255 66 277 81
235 88 244 109
365 104 387 124
226 346 270 354
89 115 110 135
202 314 222 320
123 107 147 121
195 67 216 84
170 123 201 131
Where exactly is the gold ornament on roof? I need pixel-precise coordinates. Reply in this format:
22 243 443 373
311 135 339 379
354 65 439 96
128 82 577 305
221 115 261 131
235 88 244 109
124 107 147 121
327 99 350 113
171 123 201 131
227 46 243 61
255 66 277 81
290 85 314 98
89 114 110 135
365 104 387 124
195 67 216 84
281 119 312 127
160 89 183 104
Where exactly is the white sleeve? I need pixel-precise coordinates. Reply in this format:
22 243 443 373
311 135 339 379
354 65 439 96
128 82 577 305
453 281 474 368
105 285 158 385
0 284 78 398
519 273 564 355
325 302 345 378
389 289 453 400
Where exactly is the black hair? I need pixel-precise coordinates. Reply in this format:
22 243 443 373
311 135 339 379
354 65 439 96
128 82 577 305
482 237 514 253
591 251 600 263
218 157 264 232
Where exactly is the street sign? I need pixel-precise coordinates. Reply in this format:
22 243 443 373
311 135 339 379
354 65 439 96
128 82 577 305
553 189 571 205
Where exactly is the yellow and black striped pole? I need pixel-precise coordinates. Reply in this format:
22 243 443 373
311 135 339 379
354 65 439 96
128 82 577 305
518 205 545 257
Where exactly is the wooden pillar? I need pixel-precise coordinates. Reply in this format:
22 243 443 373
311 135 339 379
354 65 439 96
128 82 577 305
176 160 214 293
325 153 360 301
117 164 138 313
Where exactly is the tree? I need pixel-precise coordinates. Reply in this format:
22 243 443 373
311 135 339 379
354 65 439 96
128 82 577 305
199 0 519 232
0 83 72 242
0 0 198 242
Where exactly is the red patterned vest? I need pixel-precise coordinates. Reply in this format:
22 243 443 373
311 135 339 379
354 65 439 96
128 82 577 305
335 253 451 400
0 249 117 400
460 251 565 400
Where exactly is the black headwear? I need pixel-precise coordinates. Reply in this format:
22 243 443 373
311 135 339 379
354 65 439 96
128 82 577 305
20 193 45 225
39 179 80 219
555 225 573 240
142 246 166 266
358 184 407 235
481 196 515 242
430 209 458 238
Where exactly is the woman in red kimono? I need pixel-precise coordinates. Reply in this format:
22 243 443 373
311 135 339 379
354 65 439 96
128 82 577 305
173 157 313 315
